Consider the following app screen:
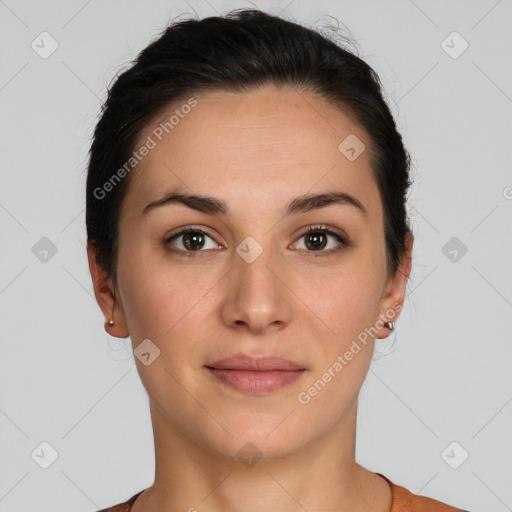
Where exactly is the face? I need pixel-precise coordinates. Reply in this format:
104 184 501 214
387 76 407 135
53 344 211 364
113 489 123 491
89 85 411 462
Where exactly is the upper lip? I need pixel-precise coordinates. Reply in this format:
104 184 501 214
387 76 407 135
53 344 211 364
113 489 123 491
206 354 305 371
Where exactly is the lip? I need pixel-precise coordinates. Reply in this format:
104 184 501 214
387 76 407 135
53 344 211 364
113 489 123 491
207 353 305 371
205 354 306 394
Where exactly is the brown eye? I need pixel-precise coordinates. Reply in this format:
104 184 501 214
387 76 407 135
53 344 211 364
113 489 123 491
304 231 328 250
181 231 206 251
295 225 350 256
164 227 220 255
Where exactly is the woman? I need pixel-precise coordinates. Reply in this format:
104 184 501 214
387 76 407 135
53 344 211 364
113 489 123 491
86 8 469 512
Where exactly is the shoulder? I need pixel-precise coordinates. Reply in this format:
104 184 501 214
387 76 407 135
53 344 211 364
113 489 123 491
95 489 145 512
376 473 472 512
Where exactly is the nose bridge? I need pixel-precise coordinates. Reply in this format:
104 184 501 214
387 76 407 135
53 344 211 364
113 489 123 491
222 233 291 331
234 233 280 298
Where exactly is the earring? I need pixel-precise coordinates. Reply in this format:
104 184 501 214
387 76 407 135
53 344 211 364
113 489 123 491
384 321 394 331
108 320 114 326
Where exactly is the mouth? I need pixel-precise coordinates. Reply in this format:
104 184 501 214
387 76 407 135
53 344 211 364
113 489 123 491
204 354 306 394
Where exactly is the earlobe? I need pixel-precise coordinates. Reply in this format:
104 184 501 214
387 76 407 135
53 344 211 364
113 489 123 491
104 318 129 338
87 242 130 338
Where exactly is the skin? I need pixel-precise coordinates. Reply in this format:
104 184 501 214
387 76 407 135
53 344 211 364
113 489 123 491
88 85 413 512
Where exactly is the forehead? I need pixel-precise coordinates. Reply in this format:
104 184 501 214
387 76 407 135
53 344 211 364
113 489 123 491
123 86 381 221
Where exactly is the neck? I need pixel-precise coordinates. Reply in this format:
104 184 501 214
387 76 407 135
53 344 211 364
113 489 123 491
131 400 392 512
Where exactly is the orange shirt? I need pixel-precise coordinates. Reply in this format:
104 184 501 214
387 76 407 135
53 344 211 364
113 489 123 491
97 473 470 511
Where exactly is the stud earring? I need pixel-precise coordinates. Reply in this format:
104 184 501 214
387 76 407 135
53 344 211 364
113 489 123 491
384 321 394 331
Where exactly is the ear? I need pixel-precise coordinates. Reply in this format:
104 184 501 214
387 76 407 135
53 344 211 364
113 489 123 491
87 241 129 338
375 232 413 339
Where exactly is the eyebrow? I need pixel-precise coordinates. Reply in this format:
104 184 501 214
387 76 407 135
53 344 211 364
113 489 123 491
142 188 368 219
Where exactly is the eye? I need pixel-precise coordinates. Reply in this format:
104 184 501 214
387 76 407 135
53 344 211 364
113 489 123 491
293 224 351 257
163 224 351 258
163 227 220 257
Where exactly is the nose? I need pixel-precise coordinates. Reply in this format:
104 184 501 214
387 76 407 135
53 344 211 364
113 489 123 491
219 242 293 334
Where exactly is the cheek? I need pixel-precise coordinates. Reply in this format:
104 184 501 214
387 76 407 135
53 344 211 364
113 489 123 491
305 266 384 341
116 242 169 341
296 260 385 402
117 246 221 351
293 272 382 418
302 228 386 335
120 271 198 342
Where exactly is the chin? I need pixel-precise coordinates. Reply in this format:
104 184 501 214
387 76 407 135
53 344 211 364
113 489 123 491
203 418 305 464
213 438 300 466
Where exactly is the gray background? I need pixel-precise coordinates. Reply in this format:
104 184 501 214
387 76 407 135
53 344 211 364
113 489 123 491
1 1 511 511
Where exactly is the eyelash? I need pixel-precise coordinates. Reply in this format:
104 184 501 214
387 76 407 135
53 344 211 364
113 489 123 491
163 224 351 258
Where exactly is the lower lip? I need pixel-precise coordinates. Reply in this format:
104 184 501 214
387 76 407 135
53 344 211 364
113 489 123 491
205 367 306 394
